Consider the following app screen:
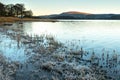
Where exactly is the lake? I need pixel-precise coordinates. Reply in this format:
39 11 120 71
23 20 120 54
1 20 120 61
0 20 120 79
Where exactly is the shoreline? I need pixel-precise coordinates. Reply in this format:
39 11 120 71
1 17 119 25
0 17 58 25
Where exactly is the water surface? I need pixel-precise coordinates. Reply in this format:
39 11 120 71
1 20 120 61
23 20 120 54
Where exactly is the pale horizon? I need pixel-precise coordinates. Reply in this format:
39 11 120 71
1 0 120 16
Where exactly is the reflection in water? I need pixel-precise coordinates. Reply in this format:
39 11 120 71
23 20 120 53
0 20 120 79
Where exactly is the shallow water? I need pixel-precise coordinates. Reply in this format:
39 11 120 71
0 31 26 62
23 20 120 54
0 20 120 79
0 20 120 61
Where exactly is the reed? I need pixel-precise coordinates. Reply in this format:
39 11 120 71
0 25 120 80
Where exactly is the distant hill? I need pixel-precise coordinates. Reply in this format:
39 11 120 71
35 11 120 20
62 11 91 15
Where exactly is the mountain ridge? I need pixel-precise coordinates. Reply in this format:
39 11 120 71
34 11 120 20
61 11 92 15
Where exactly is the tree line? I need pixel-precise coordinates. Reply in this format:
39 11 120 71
0 2 33 17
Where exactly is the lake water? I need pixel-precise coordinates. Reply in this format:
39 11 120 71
1 20 120 62
23 20 120 54
1 20 120 79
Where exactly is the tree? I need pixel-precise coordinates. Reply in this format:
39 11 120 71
14 4 25 18
5 4 15 16
0 2 33 17
24 10 33 17
0 2 5 16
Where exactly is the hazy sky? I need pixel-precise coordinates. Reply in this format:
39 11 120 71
1 0 120 15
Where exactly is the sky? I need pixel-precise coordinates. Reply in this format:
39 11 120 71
0 0 120 16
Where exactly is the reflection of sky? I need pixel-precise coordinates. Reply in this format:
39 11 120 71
23 20 120 53
1 0 120 15
0 34 26 62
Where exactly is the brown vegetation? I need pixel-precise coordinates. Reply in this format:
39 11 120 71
0 17 58 25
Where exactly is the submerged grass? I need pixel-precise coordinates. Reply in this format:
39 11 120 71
0 24 120 80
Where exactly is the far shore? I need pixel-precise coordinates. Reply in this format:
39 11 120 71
0 17 58 25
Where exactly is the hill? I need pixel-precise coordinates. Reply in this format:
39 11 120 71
36 11 120 20
62 11 91 15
